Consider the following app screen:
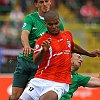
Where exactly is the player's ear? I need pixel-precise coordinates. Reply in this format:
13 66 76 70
45 22 47 26
50 1 51 5
98 74 100 79
71 59 74 65
34 2 38 7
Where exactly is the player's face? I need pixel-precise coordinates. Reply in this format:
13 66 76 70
35 0 51 16
45 17 60 35
71 53 83 71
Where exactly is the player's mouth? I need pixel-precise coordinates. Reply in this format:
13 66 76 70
78 61 82 66
43 7 49 11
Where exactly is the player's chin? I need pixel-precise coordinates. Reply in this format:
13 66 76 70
43 9 50 13
51 32 59 35
52 30 60 35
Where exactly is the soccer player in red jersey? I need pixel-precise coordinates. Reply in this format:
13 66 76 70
19 10 100 100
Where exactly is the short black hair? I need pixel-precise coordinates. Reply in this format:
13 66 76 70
44 10 60 21
31 0 37 3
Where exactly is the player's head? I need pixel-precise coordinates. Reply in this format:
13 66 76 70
71 53 83 71
44 10 60 35
32 0 51 16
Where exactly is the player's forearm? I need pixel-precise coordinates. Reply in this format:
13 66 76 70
34 49 46 66
72 43 100 57
86 77 100 88
21 30 30 47
72 43 90 56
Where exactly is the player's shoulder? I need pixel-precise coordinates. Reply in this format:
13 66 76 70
37 33 49 41
76 73 85 79
72 72 82 77
25 11 38 18
63 30 72 34
61 30 72 36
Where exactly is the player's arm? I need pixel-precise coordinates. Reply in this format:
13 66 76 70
21 15 33 56
21 30 30 47
21 30 32 56
34 39 51 66
72 43 100 57
85 74 100 87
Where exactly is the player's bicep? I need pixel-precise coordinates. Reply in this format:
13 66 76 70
86 77 100 87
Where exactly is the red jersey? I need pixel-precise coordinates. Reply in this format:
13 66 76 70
34 31 75 84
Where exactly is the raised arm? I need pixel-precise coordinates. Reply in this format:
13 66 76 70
72 43 100 57
85 74 100 88
34 39 51 66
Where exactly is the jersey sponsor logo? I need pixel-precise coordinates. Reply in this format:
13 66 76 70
22 23 27 28
53 50 70 57
53 50 70 56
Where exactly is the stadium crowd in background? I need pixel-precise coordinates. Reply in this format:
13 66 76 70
80 0 100 25
0 20 19 45
9 5 24 32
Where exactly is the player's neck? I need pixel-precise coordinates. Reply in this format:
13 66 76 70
38 10 45 17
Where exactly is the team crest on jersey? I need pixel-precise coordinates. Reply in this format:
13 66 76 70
67 40 71 48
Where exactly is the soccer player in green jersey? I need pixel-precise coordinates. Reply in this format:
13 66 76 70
9 0 64 100
60 53 100 100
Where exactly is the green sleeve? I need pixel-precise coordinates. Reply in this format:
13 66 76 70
22 14 33 31
78 74 91 86
60 19 64 30
60 94 70 100
60 74 90 100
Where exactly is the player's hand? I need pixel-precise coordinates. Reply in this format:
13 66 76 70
42 38 51 51
22 46 32 56
89 49 100 57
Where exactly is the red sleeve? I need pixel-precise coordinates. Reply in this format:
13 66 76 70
33 34 48 58
33 38 43 58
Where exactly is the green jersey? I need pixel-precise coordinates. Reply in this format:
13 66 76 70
19 11 64 62
60 72 90 100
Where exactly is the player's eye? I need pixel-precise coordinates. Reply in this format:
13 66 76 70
45 0 49 3
48 23 53 26
39 1 44 4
